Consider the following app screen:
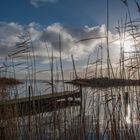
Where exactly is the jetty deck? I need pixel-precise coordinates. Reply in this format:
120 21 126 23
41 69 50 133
0 90 81 120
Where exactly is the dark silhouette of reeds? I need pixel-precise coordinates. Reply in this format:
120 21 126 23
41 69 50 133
1 0 140 140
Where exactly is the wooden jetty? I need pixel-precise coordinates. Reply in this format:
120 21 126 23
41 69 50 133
0 90 81 120
67 77 140 88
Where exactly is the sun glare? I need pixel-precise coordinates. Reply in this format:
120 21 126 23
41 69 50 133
123 40 134 52
113 38 134 54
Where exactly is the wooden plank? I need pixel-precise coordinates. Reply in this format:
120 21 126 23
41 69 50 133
0 90 80 105
0 90 81 120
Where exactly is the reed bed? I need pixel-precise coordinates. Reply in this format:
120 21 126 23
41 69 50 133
1 1 140 140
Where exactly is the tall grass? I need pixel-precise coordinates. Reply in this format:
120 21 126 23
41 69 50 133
1 1 140 140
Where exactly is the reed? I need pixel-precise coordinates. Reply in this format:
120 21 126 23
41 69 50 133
1 0 140 140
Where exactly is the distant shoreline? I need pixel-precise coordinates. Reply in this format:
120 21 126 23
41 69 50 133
0 77 22 86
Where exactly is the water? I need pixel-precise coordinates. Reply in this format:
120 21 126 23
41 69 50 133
7 80 75 99
2 82 140 139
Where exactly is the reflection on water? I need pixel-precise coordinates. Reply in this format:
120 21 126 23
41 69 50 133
6 83 140 126
123 92 131 124
2 82 140 139
125 104 131 124
8 80 74 98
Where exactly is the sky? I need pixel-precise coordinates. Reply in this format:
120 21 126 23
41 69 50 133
0 0 138 28
0 0 140 79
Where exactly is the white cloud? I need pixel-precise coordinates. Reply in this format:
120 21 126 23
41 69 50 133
0 22 24 57
38 23 105 59
30 0 58 7
1 21 137 79
0 21 124 65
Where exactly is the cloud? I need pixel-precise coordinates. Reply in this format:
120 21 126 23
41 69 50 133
0 21 122 65
38 23 120 62
30 0 58 7
0 22 23 57
1 21 136 79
